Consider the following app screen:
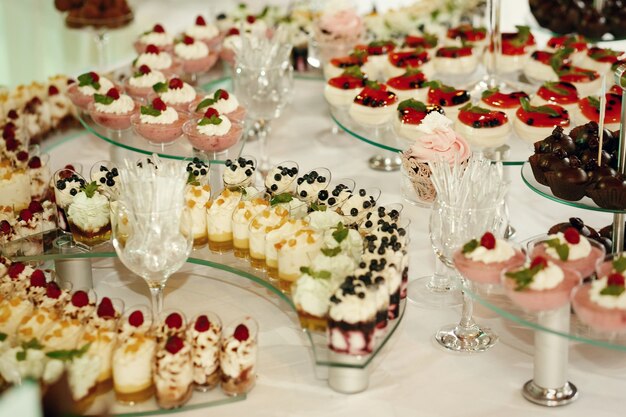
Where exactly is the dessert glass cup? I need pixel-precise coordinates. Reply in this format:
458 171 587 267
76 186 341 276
265 160 299 197
183 117 244 161
189 96 248 122
223 155 257 191
67 195 112 248
180 51 219 80
148 88 201 113
220 316 258 397
453 242 526 287
296 167 332 204
189 311 222 392
124 76 161 101
51 168 86 232
319 177 356 209
89 160 120 201
88 100 138 132
131 110 190 147
157 308 188 341
528 235 606 280
338 187 381 226
28 151 51 201
66 83 96 111
400 156 436 208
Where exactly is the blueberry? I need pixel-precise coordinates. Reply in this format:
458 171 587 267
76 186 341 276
230 165 237 171
300 190 307 197
99 178 106 184
332 189 340 196
106 179 115 187
111 168 118 175
357 292 365 299
271 184 278 191
297 178 304 185
307 178 314 184
56 181 65 190
193 170 199 176
225 159 232 167
328 198 336 205
359 189 366 197
318 190 328 200
70 189 77 196
310 171 318 177
363 201 371 209
245 169 252 176
350 208 358 216
100 166 107 172
274 174 281 181
200 169 207 175
187 165 193 172
365 220 373 228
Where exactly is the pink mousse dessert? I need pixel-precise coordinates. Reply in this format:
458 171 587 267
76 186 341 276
174 35 219 75
133 44 181 77
186 16 223 50
124 64 166 100
183 108 243 153
453 232 526 285
88 87 137 131
503 256 581 312
572 255 626 332
66 71 115 110
132 97 188 144
530 227 605 279
134 23 174 54
190 89 246 122
220 28 241 66
152 77 200 113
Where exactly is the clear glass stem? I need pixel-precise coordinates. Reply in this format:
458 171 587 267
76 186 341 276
149 282 165 318
486 0 502 85
456 289 479 336
256 119 270 175
427 259 455 292
94 30 109 73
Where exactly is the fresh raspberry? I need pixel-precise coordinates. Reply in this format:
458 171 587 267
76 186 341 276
195 15 206 26
28 201 44 213
169 78 184 89
8 263 25 279
128 310 144 327
46 282 62 299
7 110 18 119
19 209 33 222
204 108 219 119
607 273 625 287
138 64 151 74
97 297 116 318
5 138 19 151
16 151 29 162
165 335 184 354
480 232 496 250
194 315 210 332
234 324 249 341
227 28 240 36
88 71 100 83
64 164 76 171
563 227 580 244
3 127 15 140
48 85 60 96
28 156 42 169
530 256 548 269
106 88 120 100
152 97 167 111
165 312 183 329
71 290 89 307
146 44 160 54
0 220 11 235
246 15 256 24
29 269 46 287
217 89 229 100
153 24 165 33
183 35 194 45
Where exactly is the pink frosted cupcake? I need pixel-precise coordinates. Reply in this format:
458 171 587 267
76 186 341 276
133 45 181 77
530 227 605 279
66 71 115 110
453 232 526 285
132 97 188 145
184 108 243 153
174 35 219 75
190 89 246 122
503 256 581 312
134 23 174 54
124 65 166 100
152 77 200 113
88 87 137 131
185 16 223 50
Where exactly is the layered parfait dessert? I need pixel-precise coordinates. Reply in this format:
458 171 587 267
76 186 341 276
206 188 242 252
277 228 324 293
220 317 258 396
154 334 193 408
67 181 111 246
248 206 289 269
132 97 188 145
232 197 269 258
89 87 137 131
184 159 211 247
292 267 333 332
189 312 222 391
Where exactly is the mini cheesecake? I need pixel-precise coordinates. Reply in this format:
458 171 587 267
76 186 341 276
392 99 445 142
445 24 487 49
523 50 565 82
546 34 588 64
573 93 622 131
348 82 398 126
355 40 396 79
386 68 428 102
556 65 601 97
484 25 536 72
323 66 366 109
514 98 570 144
480 88 529 119
402 33 438 51
578 47 624 74
530 81 580 112
385 49 433 79
323 51 368 80
425 81 470 119
434 46 478 75
454 103 511 148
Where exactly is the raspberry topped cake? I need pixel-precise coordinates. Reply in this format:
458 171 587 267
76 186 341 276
434 46 478 75
573 93 622 131
220 317 258 396
66 71 115 110
185 15 222 49
135 23 174 53
324 66 366 109
154 334 193 408
480 88 529 119
125 65 166 100
385 49 433 79
89 87 137 131
192 89 246 123
393 98 444 142
513 97 570 143
152 77 199 112
133 97 188 145
454 103 511 148
530 81 580 112
174 35 218 75
386 67 428 102
425 81 470 119
348 82 398 126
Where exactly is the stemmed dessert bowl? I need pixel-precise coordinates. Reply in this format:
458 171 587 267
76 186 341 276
183 117 244 162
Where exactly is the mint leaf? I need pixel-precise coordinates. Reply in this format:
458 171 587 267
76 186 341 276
0 333 6 342
342 65 364 79
365 80 382 90
590 48 621 61
16 350 26 361
81 181 100 199
587 96 601 110
423 80 455 93
462 239 479 254
93 93 114 105
152 82 168 93
398 98 426 113
505 264 544 291
481 87 499 99
22 339 44 350
403 66 424 77
46 343 91 362
332 223 349 243
198 115 222 126
519 97 560 117
550 47 574 73
543 82 570 96
270 193 293 205
321 247 342 257
544 238 569 261
299 266 331 279
133 71 144 78
196 97 217 111
77 73 100 90
600 285 626 296
369 40 395 48
460 103 491 114
613 257 626 273
509 25 531 47
187 173 200 186
310 202 327 212
140 105 162 117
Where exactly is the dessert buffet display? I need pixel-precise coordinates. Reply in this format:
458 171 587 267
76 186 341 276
54 0 133 29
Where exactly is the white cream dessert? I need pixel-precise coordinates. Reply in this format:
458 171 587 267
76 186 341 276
42 315 83 352
184 182 211 246
0 164 30 212
277 228 323 283
129 66 166 90
348 82 398 126
174 36 210 61
265 219 308 272
67 183 111 246
354 272 390 335
0 345 47 384
588 276 626 309
232 198 270 256
434 46 478 75
138 24 174 49
523 50 560 82
358 205 402 235
248 206 289 266
311 248 357 287
154 334 194 409
64 290 96 323
37 281 70 312
265 163 299 196
323 66 365 109
186 16 220 43
223 157 256 190
189 313 221 390
93 89 135 115
513 98 571 144
220 320 257 396
314 181 353 210
81 297 121 385
155 78 197 106
65 350 102 402
139 99 179 125
292 268 333 331
322 223 363 261
76 73 114 97
454 103 511 148
134 45 174 72
156 311 187 344
338 188 378 226
17 307 57 344
578 47 624 74
195 89 243 119
425 81 471 120
530 81 580 113
206 188 242 250
296 169 330 204
306 210 344 233
0 296 34 340
392 99 446 143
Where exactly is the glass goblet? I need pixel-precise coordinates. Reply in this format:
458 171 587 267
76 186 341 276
111 203 193 317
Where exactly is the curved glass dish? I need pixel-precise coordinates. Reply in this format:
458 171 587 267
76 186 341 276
3 228 405 370
331 107 533 166
521 162 626 214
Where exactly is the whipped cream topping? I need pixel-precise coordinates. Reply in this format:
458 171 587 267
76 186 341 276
589 276 626 309
78 77 113 96
292 272 332 318
139 31 174 47
68 353 101 400
0 347 47 383
113 334 156 390
211 93 240 115
129 69 166 88
528 261 565 291
67 191 110 232
220 334 257 378
161 82 196 104
154 340 193 397
140 106 179 124
465 238 515 263
323 228 363 261
175 40 210 60
222 34 241 52
55 178 84 208
233 199 269 232
197 114 232 136
186 24 219 40
0 296 33 335
42 318 83 351
406 112 471 165
223 160 255 188
329 284 377 323
135 52 173 71
189 320 221 382
265 166 298 195
266 219 308 262
544 232 592 261
312 252 357 285
17 307 57 342
306 211 344 232
185 184 211 236
94 94 135 114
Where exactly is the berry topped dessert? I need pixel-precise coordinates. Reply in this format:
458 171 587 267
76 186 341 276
323 50 368 80
454 103 511 148
579 47 624 73
67 181 111 246
355 40 396 77
385 49 433 79
154 334 193 409
480 88 529 119
403 33 438 50
530 81 580 112
546 34 588 63
132 97 188 145
223 156 256 190
66 71 115 110
174 35 218 75
338 187 379 226
324 66 366 109
125 64 166 100
393 98 445 142
425 80 470 119
485 25 536 73
265 162 299 196
185 15 222 49
188 312 222 390
348 81 398 126
445 24 487 48
513 97 570 144
296 169 331 204
434 46 478 75
555 64 601 97
184 108 242 153
316 182 354 210
523 50 570 82
89 87 137 131
192 88 246 122
573 93 622 131
386 67 428 102
219 317 258 396
220 27 242 66
152 77 199 112
135 23 174 53
133 44 180 75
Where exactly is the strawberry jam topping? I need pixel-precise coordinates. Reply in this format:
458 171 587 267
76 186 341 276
558 65 599 83
435 46 473 58
587 47 622 64
387 71 427 90
388 50 429 68
397 100 443 125
446 25 486 43
328 75 365 90
330 55 367 69
404 34 437 49
354 85 397 108
516 103 569 127
458 105 508 128
427 85 470 107
530 50 557 65
481 90 529 109
536 82 579 104
578 93 622 124
500 32 536 55
356 40 395 56
547 35 587 53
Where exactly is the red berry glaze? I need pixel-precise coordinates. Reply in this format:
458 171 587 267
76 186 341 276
427 85 470 107
578 94 622 124
515 104 569 128
29 270 46 287
481 90 529 110
330 55 367 69
536 82 579 105
234 324 249 341
165 335 185 354
388 50 429 68
46 282 62 299
387 71 427 90
458 106 508 128
436 46 473 58
446 25 486 43
165 312 183 329
547 35 587 53
194 315 210 332
587 47 622 64
404 35 437 49
558 65 599 83
71 290 90 307
97 297 116 318
328 75 364 90
353 85 397 107
500 32 536 55
356 40 395 56
128 310 144 327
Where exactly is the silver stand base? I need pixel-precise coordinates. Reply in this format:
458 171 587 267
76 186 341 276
522 380 578 407
54 258 93 290
327 366 370 394
435 323 498 353
368 154 401 172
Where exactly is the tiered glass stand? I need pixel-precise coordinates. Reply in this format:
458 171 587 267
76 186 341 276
2 229 405 415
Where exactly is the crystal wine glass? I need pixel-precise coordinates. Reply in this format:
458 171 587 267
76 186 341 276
110 202 193 316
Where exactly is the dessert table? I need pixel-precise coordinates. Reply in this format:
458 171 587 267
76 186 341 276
5 0 626 415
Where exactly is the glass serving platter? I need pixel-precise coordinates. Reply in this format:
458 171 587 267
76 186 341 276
520 161 626 214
